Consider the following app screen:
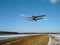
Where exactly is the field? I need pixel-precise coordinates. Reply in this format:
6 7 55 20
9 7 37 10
0 34 49 45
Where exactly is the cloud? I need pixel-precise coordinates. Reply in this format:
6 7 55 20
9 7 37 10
50 0 58 4
20 14 25 17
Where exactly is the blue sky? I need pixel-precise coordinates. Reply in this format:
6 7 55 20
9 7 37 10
0 0 60 32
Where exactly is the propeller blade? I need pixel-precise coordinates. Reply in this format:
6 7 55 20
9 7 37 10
26 17 32 18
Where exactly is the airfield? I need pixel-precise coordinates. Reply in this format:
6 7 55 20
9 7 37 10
0 34 60 45
0 34 49 45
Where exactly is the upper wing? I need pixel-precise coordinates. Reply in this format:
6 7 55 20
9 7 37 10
36 15 46 17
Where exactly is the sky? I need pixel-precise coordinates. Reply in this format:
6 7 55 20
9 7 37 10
0 0 60 32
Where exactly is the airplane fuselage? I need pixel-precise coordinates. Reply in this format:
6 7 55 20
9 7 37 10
32 16 38 21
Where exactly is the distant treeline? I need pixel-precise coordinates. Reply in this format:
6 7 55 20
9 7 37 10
18 32 60 34
0 31 19 34
0 31 60 34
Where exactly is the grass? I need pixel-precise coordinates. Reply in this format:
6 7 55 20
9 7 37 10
0 34 49 45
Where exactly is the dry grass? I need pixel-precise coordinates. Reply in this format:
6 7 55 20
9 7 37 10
0 34 49 45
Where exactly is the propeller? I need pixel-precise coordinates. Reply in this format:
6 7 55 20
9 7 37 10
26 17 32 20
